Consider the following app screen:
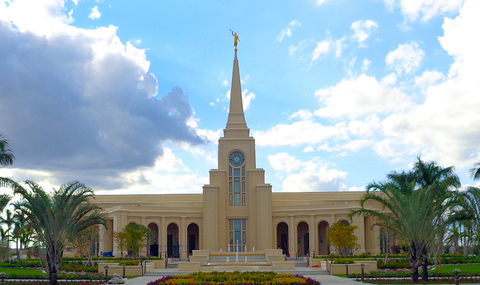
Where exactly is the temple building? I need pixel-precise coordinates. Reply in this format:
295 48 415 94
92 48 383 258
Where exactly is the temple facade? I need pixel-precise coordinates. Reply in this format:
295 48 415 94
92 50 383 258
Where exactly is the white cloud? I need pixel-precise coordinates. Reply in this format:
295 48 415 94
334 38 345 57
385 42 425 76
268 153 347 192
312 40 331 61
288 45 298 56
314 74 414 119
277 20 301 42
376 0 480 167
351 20 378 47
348 115 382 137
314 0 331 6
303 146 315 153
254 120 348 147
242 90 256 111
317 140 374 153
88 6 101 20
289 109 314 120
383 0 465 21
414 70 445 91
268 153 304 173
0 0 74 36
361 59 371 72
0 0 204 192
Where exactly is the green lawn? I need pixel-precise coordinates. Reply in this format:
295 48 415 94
432 264 480 274
0 267 47 277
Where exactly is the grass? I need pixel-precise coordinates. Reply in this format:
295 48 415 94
432 263 480 274
0 267 47 277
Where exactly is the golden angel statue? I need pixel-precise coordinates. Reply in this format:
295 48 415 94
230 30 239 50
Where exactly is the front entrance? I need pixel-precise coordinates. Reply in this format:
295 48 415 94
276 222 289 256
318 221 330 255
167 223 179 258
187 223 199 255
297 221 309 257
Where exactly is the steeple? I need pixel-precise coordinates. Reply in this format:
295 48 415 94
224 50 250 138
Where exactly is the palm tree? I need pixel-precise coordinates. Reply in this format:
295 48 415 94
0 134 15 167
7 180 106 285
351 158 460 283
470 162 480 181
455 187 480 251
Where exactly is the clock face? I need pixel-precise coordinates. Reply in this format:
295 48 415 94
229 151 245 167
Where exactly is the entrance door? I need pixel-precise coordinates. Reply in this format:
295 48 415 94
281 233 289 256
304 233 310 256
188 234 196 254
167 235 173 257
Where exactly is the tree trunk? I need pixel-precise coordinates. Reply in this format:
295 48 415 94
409 241 420 283
421 245 429 282
49 271 58 285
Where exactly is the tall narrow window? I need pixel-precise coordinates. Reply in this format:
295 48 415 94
229 219 247 252
228 151 246 206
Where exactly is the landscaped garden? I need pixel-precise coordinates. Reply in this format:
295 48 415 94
313 253 480 284
0 256 165 284
146 271 320 285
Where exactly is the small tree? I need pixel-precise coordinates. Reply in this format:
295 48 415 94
125 224 149 258
114 224 149 258
70 225 99 258
327 222 359 255
113 231 129 258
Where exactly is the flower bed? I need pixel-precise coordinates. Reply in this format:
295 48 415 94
0 281 103 285
361 277 480 284
147 272 320 285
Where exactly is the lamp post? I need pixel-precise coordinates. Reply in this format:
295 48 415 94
454 268 461 285
104 265 109 284
122 265 126 279
361 263 365 283
345 262 349 278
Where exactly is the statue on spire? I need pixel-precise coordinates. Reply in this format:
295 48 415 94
230 30 239 51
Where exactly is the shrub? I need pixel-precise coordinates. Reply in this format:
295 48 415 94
118 259 140 266
333 258 355 264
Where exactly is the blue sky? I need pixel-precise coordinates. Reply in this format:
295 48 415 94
1 0 479 195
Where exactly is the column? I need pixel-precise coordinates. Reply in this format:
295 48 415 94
161 217 167 258
181 216 187 259
288 215 296 258
330 214 335 254
309 214 315 257
141 217 147 256
353 214 366 254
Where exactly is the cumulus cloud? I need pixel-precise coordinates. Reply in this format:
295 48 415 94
88 6 101 20
351 20 378 47
0 2 204 189
385 42 425 76
373 0 480 166
383 0 465 21
314 74 414 119
414 70 445 91
276 20 301 42
268 153 347 192
254 120 348 147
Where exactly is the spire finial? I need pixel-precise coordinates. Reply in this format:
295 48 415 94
230 29 239 51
